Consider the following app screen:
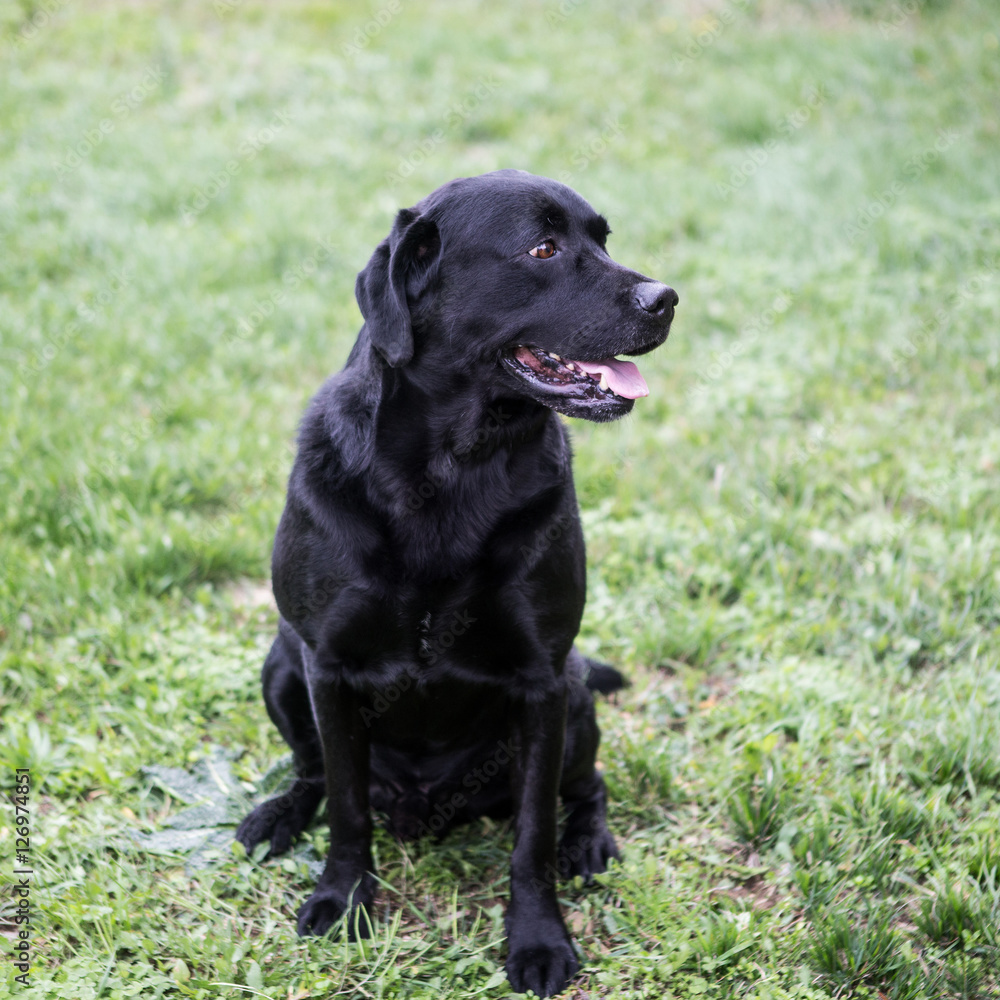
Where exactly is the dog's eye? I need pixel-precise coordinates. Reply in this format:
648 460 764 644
528 240 556 259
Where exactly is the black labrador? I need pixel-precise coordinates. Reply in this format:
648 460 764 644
236 169 677 996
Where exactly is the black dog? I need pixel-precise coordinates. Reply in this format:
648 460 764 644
236 170 677 996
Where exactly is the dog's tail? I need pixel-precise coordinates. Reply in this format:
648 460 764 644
583 657 629 695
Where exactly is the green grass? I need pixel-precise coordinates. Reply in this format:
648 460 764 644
1 0 999 997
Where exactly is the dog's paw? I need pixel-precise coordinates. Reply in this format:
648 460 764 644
505 939 580 997
557 824 620 883
296 889 372 940
235 778 324 858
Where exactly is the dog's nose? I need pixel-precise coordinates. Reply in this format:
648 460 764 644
634 281 679 317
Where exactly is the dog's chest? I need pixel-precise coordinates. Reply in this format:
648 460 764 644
320 576 577 693
415 607 477 666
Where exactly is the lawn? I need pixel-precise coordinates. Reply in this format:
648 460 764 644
1 0 999 997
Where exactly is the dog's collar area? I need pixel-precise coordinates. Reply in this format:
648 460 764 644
507 344 649 400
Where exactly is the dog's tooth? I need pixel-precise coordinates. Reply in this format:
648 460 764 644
566 362 576 371
550 353 561 361
599 373 609 392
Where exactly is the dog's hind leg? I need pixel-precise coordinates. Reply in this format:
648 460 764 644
236 622 325 857
557 671 620 881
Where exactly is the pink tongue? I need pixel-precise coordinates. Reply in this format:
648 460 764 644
575 357 649 399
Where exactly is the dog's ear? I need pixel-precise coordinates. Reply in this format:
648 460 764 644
355 208 441 368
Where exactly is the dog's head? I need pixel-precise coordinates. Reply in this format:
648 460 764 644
354 170 677 422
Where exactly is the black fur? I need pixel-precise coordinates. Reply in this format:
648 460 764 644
235 170 676 997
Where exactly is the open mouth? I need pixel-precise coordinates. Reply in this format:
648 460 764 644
504 345 649 402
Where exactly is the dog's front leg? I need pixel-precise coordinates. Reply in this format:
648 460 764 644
296 661 376 939
505 685 580 997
